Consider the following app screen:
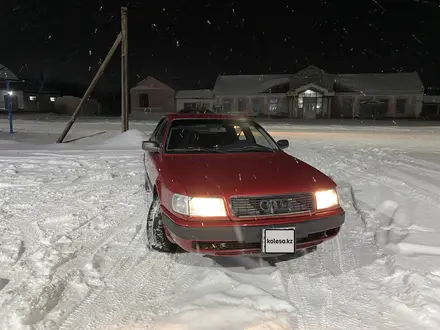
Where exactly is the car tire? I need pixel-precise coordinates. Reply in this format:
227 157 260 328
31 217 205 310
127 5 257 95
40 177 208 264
146 196 176 253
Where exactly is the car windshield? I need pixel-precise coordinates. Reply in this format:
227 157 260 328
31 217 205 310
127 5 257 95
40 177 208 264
165 118 280 154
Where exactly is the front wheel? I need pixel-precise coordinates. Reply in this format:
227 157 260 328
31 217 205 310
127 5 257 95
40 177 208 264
146 196 176 252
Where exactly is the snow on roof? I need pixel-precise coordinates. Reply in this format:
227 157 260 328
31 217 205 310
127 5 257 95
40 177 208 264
213 74 293 94
175 89 213 99
335 72 423 93
0 65 19 81
131 76 174 91
423 95 440 104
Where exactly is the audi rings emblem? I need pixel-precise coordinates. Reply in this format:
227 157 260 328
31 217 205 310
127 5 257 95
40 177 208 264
259 199 289 214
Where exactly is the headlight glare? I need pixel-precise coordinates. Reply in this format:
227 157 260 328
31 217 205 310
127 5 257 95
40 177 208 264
189 197 227 217
172 194 227 217
315 189 339 210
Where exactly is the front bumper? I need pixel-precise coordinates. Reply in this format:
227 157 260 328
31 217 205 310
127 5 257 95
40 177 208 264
161 209 345 256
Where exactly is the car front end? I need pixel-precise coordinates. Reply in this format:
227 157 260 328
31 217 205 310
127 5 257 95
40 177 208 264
159 186 345 256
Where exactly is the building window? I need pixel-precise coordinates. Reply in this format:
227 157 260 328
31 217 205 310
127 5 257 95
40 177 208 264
268 99 278 113
237 98 247 112
29 96 37 101
251 98 262 115
50 97 56 102
341 97 354 117
203 102 211 109
357 98 374 118
183 102 196 109
377 98 389 117
139 93 149 108
222 98 232 112
396 98 406 114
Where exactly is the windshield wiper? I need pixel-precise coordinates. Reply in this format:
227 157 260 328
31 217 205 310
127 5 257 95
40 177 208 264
224 145 276 152
169 147 225 153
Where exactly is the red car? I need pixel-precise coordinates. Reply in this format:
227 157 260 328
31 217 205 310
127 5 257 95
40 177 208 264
142 113 345 256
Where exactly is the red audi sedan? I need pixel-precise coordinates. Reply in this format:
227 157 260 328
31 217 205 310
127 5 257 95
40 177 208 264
142 113 345 256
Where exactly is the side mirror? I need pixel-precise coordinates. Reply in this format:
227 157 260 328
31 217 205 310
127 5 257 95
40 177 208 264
277 139 289 150
142 141 160 153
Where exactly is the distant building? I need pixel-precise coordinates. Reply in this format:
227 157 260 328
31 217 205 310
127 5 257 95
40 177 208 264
131 67 425 119
130 76 175 117
175 89 214 111
23 81 61 112
0 64 25 111
212 65 425 119
213 74 293 117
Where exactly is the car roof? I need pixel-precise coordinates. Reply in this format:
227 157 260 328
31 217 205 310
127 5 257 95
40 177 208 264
177 108 214 114
165 113 252 121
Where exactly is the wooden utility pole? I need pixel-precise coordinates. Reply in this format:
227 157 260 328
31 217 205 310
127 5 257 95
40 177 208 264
6 80 14 134
121 6 129 132
56 33 122 143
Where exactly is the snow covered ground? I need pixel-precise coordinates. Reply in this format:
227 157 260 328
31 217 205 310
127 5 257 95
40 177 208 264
1 118 440 329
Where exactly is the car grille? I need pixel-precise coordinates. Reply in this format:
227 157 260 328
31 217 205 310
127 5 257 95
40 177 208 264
192 242 261 251
230 193 315 217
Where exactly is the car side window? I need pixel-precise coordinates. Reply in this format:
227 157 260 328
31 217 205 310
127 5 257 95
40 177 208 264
155 120 168 145
249 126 273 148
150 118 165 142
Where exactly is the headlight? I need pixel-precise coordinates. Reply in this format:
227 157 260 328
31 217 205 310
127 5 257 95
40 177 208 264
172 194 227 217
315 189 339 210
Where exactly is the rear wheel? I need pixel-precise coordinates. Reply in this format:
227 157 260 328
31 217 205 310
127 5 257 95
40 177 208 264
146 196 176 252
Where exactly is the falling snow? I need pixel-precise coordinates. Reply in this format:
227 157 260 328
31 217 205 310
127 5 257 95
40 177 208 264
0 1 439 91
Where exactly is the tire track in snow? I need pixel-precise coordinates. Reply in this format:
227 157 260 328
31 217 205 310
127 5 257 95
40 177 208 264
0 146 147 327
0 152 143 260
0 212 143 327
286 143 440 328
55 195 203 329
59 251 204 330
57 221 151 330
278 145 402 329
109 254 203 329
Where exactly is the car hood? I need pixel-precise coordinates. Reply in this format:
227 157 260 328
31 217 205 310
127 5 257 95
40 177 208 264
162 152 335 197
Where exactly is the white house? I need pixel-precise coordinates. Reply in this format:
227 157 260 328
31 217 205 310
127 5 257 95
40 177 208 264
212 65 425 119
130 76 176 118
0 64 24 111
175 89 214 110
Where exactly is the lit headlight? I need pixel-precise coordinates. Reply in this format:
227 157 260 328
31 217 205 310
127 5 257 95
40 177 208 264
172 194 227 217
315 189 339 210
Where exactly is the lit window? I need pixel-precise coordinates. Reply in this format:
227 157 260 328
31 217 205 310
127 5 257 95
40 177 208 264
29 96 37 101
50 97 56 102
317 98 323 109
269 99 278 112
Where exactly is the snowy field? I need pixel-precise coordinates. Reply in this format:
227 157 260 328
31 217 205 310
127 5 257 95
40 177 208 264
1 118 440 329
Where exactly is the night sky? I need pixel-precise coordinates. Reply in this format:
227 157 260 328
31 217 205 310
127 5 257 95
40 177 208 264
2 0 440 94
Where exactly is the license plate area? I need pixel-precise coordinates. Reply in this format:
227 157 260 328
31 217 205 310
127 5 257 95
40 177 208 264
261 228 296 254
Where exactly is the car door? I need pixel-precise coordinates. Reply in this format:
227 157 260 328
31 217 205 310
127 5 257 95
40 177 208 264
144 118 168 191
